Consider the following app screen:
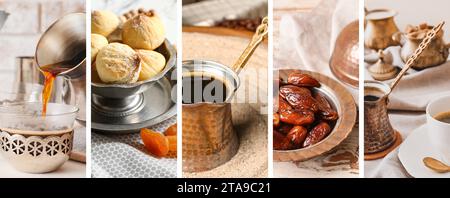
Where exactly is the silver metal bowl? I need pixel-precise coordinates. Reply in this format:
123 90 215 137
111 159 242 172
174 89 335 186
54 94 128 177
91 39 176 99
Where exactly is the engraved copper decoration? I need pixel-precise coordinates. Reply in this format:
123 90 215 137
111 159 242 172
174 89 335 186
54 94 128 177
182 17 268 172
364 81 396 153
393 25 450 69
182 60 240 172
330 20 359 88
365 22 445 154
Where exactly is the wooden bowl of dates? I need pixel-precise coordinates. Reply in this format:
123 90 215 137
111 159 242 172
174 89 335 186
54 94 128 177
273 69 356 162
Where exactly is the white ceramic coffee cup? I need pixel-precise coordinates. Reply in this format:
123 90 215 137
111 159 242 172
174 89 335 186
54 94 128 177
426 95 450 164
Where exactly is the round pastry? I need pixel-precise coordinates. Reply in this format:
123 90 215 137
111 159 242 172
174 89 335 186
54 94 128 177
96 43 141 84
91 10 120 37
136 49 166 81
122 12 165 50
91 34 108 63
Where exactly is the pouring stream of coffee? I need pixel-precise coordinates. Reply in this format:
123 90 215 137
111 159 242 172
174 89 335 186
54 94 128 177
387 21 445 96
231 16 268 74
39 50 85 116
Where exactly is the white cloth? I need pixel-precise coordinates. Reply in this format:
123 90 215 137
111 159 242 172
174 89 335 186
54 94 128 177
91 116 177 178
366 46 450 111
365 111 425 178
365 46 450 178
276 0 359 100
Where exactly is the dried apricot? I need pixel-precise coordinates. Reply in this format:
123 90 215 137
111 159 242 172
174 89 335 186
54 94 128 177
164 124 177 136
140 128 169 157
167 135 177 153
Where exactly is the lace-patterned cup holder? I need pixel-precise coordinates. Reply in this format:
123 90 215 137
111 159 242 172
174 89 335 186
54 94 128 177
0 102 78 173
0 130 73 173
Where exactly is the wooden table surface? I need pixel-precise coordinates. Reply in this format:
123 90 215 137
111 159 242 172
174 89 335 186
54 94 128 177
273 0 359 178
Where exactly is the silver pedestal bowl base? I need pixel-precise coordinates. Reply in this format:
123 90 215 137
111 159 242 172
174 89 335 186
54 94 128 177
92 76 176 134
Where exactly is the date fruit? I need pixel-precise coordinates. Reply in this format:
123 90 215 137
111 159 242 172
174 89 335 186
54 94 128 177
303 122 331 147
273 113 280 128
314 92 338 121
287 73 320 87
273 71 339 150
283 94 319 112
287 125 308 148
279 109 315 126
273 130 291 150
278 97 293 111
277 124 293 135
279 85 318 112
279 85 312 97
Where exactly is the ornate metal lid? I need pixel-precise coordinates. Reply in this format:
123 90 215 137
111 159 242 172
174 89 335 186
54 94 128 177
330 20 359 88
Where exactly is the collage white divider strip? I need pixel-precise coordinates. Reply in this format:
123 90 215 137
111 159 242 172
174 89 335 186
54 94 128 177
267 0 274 178
176 0 183 179
86 0 92 179
358 0 365 178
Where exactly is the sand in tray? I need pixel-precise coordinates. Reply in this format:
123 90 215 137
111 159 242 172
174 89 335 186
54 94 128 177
182 32 268 178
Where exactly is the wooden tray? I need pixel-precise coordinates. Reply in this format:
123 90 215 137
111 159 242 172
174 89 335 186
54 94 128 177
183 26 268 44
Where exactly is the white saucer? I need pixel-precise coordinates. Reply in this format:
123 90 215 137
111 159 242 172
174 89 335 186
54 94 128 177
398 124 450 178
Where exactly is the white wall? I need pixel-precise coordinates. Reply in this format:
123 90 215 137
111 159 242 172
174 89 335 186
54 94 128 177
92 0 178 44
366 0 450 41
0 0 85 83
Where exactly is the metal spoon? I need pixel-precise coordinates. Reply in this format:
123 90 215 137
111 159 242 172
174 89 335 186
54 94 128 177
423 157 450 173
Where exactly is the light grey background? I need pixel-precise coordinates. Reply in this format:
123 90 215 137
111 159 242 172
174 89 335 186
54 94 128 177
366 0 450 41
92 0 177 44
0 0 85 83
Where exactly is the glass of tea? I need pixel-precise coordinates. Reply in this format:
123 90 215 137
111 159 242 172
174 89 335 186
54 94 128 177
0 102 78 173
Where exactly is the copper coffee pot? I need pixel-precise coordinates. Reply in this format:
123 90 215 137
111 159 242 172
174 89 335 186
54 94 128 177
393 25 450 69
182 17 268 172
364 9 400 50
35 13 86 122
365 22 445 156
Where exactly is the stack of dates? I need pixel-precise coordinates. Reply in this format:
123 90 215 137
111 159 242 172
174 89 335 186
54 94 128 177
274 72 339 150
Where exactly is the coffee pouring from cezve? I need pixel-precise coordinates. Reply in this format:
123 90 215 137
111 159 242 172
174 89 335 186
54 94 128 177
35 13 86 121
364 22 445 156
182 17 268 172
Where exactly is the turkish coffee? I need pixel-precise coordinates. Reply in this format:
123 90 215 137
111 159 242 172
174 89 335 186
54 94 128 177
182 74 229 104
39 50 86 116
364 95 380 102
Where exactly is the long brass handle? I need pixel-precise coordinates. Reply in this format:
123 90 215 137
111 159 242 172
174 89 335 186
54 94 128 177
388 21 445 95
231 16 269 74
